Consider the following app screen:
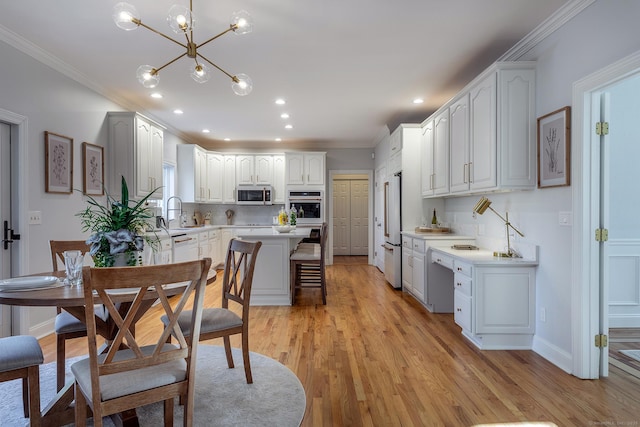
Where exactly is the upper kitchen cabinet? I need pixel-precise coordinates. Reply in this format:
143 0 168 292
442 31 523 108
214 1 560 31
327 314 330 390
448 94 470 194
420 111 449 197
206 153 223 203
273 155 286 204
108 112 163 199
223 155 236 203
177 144 208 203
236 155 274 186
285 152 325 186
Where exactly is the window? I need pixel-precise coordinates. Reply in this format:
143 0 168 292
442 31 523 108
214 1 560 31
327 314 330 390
160 162 176 220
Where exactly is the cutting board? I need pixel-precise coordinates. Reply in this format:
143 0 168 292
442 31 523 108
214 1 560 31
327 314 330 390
414 226 450 234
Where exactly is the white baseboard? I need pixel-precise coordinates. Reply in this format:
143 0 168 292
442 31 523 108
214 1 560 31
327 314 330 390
609 314 640 328
532 334 573 374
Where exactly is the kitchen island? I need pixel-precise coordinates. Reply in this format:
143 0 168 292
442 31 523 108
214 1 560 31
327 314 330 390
235 227 311 305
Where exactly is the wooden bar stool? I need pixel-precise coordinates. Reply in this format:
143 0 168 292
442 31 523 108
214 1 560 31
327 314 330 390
290 223 328 305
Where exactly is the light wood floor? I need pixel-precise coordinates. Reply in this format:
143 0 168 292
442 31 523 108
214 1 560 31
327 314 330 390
38 256 640 426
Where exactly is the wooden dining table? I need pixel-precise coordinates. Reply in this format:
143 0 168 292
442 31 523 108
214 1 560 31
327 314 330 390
0 266 217 427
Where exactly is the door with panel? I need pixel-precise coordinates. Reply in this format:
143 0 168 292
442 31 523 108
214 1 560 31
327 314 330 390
332 180 350 255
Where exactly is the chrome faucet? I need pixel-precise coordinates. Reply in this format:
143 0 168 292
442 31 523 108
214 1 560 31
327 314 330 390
165 196 183 228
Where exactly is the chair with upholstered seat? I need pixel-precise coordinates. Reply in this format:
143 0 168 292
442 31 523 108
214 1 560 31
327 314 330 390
0 335 44 426
162 239 262 384
72 258 211 427
290 222 328 305
49 240 106 392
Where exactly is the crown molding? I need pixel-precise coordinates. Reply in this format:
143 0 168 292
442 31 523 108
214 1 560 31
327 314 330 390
499 0 596 61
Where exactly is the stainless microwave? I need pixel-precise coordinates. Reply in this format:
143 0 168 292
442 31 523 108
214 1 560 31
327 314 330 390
237 186 273 205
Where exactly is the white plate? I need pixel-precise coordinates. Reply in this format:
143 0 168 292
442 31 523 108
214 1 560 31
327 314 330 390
0 276 60 290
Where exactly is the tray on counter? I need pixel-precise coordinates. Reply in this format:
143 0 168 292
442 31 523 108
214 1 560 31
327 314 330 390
414 226 450 234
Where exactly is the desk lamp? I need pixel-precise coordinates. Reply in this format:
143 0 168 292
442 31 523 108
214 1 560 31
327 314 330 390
472 196 524 258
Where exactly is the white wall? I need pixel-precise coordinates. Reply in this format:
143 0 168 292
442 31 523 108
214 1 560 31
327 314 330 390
446 0 640 370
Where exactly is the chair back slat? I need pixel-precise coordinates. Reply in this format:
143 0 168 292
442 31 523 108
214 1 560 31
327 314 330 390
82 258 211 406
49 240 91 271
221 239 262 314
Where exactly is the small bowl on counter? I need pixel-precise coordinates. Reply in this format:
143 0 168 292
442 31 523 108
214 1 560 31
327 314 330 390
273 225 293 233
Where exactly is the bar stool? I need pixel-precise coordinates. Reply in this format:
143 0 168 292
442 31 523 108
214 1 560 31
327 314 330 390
0 335 44 426
290 223 328 304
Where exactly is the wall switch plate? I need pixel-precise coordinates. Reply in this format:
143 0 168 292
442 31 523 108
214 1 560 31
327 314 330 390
559 211 572 226
28 211 42 225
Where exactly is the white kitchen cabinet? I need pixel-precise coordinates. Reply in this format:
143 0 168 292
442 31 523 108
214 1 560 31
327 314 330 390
285 152 325 186
206 153 223 203
411 239 426 302
420 120 434 197
453 260 473 332
401 236 413 294
177 144 208 203
420 114 448 197
273 155 286 204
237 155 274 186
223 155 236 203
220 228 235 255
209 229 221 268
449 94 471 194
108 112 164 199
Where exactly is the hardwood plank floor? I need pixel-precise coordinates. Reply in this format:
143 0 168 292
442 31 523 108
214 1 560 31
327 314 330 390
38 256 640 426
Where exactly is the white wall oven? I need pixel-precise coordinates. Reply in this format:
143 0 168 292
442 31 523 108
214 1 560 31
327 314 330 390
287 190 323 224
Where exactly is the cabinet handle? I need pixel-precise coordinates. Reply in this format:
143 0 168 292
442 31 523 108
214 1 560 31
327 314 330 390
307 174 310 182
430 174 434 190
463 163 468 183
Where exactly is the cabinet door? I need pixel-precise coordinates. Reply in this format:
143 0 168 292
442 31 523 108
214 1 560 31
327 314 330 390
433 109 449 195
194 147 207 202
285 153 304 185
236 155 255 185
223 156 236 203
305 153 325 185
255 155 273 185
469 73 497 191
149 125 163 198
135 118 153 197
449 96 470 194
401 246 413 293
273 155 285 203
412 252 425 302
421 121 434 197
206 153 223 203
454 290 472 332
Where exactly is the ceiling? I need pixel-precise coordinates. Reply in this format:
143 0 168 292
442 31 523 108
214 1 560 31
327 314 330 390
0 0 569 150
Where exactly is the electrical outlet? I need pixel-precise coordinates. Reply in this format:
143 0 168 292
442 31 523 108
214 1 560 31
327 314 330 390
559 211 572 226
28 211 42 225
477 224 485 236
540 307 546 323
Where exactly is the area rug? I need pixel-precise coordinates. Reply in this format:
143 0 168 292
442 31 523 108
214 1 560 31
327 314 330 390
0 345 306 427
620 349 640 362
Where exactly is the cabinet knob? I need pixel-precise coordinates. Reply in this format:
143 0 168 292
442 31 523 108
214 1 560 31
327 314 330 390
456 282 462 287
457 267 462 271
436 258 441 262
456 308 462 312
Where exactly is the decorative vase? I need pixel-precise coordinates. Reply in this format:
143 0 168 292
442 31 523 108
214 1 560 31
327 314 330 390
112 251 141 267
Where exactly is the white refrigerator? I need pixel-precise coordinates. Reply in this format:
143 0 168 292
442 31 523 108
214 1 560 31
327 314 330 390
383 174 401 288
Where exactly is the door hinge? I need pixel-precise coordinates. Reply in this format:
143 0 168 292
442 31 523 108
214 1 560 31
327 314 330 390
595 228 609 242
595 121 609 136
594 334 608 348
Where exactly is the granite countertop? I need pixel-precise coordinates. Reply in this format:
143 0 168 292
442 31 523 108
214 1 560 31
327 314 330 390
429 245 539 266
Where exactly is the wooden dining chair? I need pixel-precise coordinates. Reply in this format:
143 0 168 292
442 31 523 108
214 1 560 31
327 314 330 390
49 239 105 392
162 239 262 384
290 222 328 305
71 258 211 427
0 335 44 426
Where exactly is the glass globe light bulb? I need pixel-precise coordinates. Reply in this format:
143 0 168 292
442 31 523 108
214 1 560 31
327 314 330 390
113 2 140 31
190 63 211 84
231 10 253 35
232 74 253 96
136 65 159 88
168 4 194 33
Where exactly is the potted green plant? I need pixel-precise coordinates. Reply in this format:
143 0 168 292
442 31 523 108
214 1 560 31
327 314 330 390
77 176 159 267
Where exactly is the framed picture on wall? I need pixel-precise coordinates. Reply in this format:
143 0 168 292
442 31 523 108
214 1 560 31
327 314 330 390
82 142 104 195
45 131 73 194
537 106 571 188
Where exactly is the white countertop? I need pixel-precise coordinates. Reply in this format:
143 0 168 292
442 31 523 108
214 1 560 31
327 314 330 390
234 227 311 238
430 245 539 266
401 230 475 240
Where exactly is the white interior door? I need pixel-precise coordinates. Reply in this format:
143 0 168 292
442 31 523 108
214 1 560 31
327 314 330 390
333 180 350 255
350 180 369 256
0 122 12 336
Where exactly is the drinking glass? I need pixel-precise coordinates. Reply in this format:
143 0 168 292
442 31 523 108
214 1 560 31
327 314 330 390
63 250 84 286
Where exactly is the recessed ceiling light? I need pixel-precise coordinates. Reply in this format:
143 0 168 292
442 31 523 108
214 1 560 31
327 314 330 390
224 138 231 141
285 124 293 129
150 93 163 99
413 98 424 104
275 98 286 105
202 129 210 133
280 113 290 119
174 109 184 114
275 138 282 142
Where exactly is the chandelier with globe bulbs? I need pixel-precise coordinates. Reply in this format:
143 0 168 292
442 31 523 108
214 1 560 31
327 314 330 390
112 1 253 96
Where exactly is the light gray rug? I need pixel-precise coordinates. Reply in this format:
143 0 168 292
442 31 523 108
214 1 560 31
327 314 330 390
0 345 306 427
620 349 640 362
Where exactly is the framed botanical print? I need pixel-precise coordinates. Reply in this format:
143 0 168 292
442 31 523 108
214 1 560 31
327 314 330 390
45 131 73 194
537 106 571 188
82 142 104 195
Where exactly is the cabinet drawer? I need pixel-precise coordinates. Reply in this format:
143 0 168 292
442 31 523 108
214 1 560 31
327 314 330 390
431 252 453 269
454 273 472 296
454 290 472 332
198 231 209 242
453 260 472 277
412 239 426 253
159 238 172 251
402 236 412 248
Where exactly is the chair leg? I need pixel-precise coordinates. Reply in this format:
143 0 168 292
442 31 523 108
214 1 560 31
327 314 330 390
56 334 65 392
321 265 327 305
27 366 41 427
223 336 235 369
242 332 253 384
289 260 296 305
74 382 88 427
163 397 174 427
